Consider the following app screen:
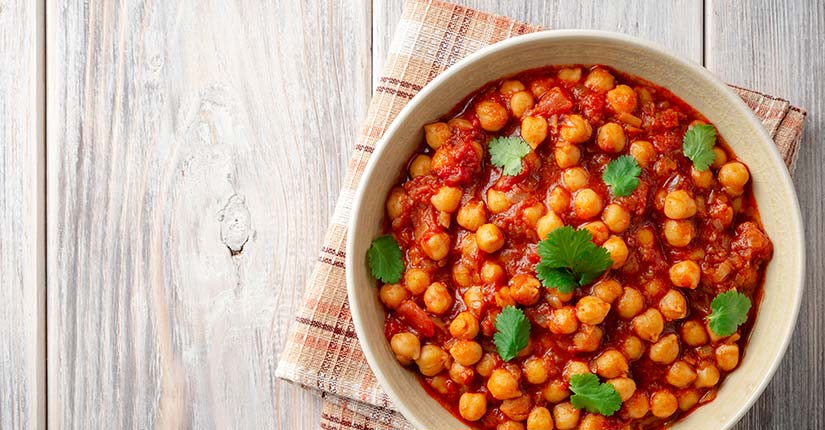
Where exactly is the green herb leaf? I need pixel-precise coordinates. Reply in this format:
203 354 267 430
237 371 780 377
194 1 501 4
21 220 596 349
493 306 531 362
602 155 642 197
683 124 717 171
708 290 752 337
489 137 531 176
570 373 623 416
535 226 613 293
367 235 404 284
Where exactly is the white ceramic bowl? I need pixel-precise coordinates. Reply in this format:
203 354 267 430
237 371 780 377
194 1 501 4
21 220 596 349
347 30 804 430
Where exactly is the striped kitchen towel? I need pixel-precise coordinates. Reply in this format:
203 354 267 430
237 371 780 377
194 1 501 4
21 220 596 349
274 1 807 429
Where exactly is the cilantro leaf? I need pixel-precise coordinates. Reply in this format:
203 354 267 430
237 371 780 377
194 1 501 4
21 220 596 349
708 290 752 337
602 155 641 197
493 306 531 362
489 137 531 176
367 235 404 283
683 124 717 171
570 373 623 416
535 226 613 293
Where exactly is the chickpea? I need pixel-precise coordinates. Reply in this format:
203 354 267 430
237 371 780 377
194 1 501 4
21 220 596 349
511 274 542 306
579 221 609 245
527 406 554 430
511 91 535 118
543 379 571 403
487 188 512 213
630 140 657 167
632 309 665 342
579 413 606 430
456 200 486 232
552 402 581 430
481 260 506 284
423 282 453 315
563 361 591 381
574 188 604 220
597 123 627 153
459 392 488 421
562 167 589 191
488 368 522 400
649 334 679 364
501 80 526 95
416 344 448 376
429 375 450 395
572 324 604 353
424 122 451 149
607 84 638 113
576 296 611 325
621 335 645 361
624 392 650 419
431 186 462 213
498 421 525 430
691 166 714 188
659 289 688 320
602 204 630 233
608 377 637 401
559 114 593 144
666 361 697 388
379 283 408 309
390 332 421 365
711 147 728 169
716 344 740 371
617 287 645 319
450 311 480 339
558 67 582 83
603 236 629 269
404 269 431 295
476 352 497 377
448 118 474 131
386 187 408 220
463 287 484 317
476 223 506 253
719 161 750 195
409 154 432 178
650 390 678 418
636 227 655 247
594 349 629 379
555 144 581 168
681 320 709 346
593 279 623 303
679 390 700 411
476 100 509 131
522 202 546 227
537 211 565 240
663 219 695 247
549 306 579 335
437 210 451 229
501 394 532 421
547 187 571 214
584 68 615 92
695 363 721 388
522 116 549 148
523 358 549 384
664 190 697 219
452 263 473 288
669 260 701 289
546 288 575 308
449 360 475 385
421 231 450 261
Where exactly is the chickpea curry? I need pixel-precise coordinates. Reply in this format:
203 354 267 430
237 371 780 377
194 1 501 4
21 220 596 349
366 65 773 430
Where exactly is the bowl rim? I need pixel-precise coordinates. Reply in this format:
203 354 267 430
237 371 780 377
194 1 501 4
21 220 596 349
346 29 805 430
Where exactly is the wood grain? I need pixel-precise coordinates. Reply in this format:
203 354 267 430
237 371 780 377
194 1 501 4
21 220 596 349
45 0 370 428
0 0 45 428
373 0 703 86
706 1 825 428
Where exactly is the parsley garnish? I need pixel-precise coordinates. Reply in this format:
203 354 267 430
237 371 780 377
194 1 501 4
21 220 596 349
683 124 717 171
708 290 752 337
367 235 404 283
535 226 613 293
489 137 531 176
493 306 531 362
602 155 641 197
570 373 623 416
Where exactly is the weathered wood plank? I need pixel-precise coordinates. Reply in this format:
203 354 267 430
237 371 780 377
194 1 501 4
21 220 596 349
706 1 825 428
46 0 370 428
0 0 45 428
373 0 703 87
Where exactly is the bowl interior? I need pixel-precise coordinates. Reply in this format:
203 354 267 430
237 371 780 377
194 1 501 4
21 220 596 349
347 31 803 430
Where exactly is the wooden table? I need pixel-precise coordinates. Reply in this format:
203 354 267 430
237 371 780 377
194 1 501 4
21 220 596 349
1 0 822 428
